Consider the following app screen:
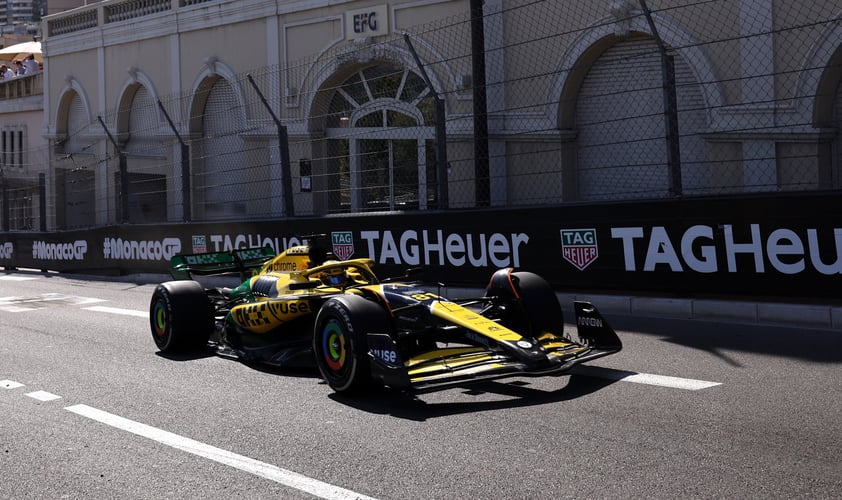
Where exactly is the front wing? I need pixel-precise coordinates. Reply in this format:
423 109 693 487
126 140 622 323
367 301 621 393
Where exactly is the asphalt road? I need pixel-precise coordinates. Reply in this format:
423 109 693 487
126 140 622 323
1 272 840 499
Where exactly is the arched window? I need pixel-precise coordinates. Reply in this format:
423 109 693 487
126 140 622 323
323 64 437 212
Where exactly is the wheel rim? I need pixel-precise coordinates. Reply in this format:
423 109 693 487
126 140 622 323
321 319 347 372
151 299 168 338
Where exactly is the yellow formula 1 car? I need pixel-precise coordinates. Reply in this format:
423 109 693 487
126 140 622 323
149 237 621 393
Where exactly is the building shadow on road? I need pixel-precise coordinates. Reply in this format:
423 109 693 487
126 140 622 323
606 314 842 366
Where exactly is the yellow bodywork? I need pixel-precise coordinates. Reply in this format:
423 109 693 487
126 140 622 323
228 257 378 334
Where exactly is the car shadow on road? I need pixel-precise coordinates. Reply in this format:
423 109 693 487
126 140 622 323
154 348 216 362
329 374 619 421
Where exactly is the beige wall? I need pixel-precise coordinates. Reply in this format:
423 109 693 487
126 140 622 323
32 0 842 225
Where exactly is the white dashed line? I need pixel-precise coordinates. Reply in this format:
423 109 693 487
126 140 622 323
25 390 62 401
82 306 148 318
1 380 25 389
65 404 377 500
0 276 38 281
572 365 721 390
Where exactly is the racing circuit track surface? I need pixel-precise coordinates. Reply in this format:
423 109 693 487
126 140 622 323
1 271 840 499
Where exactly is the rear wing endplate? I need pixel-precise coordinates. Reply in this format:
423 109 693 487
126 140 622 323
170 246 275 281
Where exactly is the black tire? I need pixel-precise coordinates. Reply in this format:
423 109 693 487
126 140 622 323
313 295 391 393
486 271 565 338
149 281 214 353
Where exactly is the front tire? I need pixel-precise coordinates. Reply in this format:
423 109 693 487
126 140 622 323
313 295 391 393
485 270 565 338
149 281 214 353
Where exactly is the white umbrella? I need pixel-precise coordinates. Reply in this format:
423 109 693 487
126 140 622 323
0 41 42 63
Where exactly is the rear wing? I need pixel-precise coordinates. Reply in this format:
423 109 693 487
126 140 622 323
169 246 275 281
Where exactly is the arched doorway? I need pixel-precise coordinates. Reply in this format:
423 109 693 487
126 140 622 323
322 64 437 213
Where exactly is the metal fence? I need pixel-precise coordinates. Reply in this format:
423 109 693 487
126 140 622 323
3 0 841 230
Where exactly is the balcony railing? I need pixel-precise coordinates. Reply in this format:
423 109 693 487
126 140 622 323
46 0 220 37
0 72 43 100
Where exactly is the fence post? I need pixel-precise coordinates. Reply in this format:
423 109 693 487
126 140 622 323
1 167 7 231
470 0 490 207
39 173 46 231
403 33 449 209
246 74 294 217
640 0 682 196
157 100 191 221
97 116 129 223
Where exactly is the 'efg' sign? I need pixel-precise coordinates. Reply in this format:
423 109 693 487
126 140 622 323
345 4 389 40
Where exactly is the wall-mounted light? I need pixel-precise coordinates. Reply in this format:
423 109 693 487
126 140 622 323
457 74 472 90
203 56 218 74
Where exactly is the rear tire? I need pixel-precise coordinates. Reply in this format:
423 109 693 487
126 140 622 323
313 295 391 393
149 281 214 353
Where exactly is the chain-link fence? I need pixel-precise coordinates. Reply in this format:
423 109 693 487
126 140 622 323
3 0 841 230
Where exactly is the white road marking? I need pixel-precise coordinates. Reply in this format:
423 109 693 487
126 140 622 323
0 294 106 312
0 305 36 312
572 365 721 390
65 404 378 500
43 294 107 305
0 297 34 312
0 276 38 281
1 380 25 389
25 390 62 401
82 305 148 318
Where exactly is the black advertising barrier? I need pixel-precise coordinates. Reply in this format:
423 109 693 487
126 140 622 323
1 192 841 302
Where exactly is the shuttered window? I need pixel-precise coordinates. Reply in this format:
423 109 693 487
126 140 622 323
198 78 247 219
126 85 165 156
63 93 89 154
575 37 707 200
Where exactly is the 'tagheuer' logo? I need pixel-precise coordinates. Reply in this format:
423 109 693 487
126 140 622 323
560 229 598 270
331 231 354 260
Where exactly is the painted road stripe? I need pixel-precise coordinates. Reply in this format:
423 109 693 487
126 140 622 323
0 297 34 312
26 391 62 401
83 306 148 318
0 305 36 312
0 294 106 312
1 380 25 389
0 276 38 281
572 366 721 390
41 293 106 305
65 404 378 500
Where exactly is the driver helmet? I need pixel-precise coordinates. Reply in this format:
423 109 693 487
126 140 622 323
320 267 347 287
